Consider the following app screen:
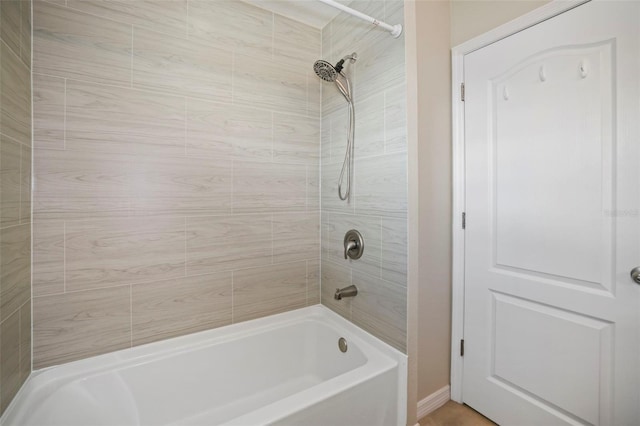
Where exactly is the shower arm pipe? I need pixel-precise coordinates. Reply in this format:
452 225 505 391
316 0 403 38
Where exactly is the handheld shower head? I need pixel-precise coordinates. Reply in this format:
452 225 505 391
313 53 358 202
313 53 357 103
313 53 357 83
313 60 338 82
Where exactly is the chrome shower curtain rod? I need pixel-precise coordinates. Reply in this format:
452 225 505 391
317 0 403 38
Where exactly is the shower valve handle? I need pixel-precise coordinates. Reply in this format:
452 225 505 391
344 240 358 259
343 229 364 260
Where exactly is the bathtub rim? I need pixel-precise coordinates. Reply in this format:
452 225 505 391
2 304 408 426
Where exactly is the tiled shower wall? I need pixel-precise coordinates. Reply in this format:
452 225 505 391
32 0 321 369
320 0 408 352
0 0 32 414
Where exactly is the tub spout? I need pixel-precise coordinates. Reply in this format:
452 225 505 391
334 285 358 300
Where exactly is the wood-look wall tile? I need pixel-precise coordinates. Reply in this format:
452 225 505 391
2 43 32 144
352 29 404 104
20 145 31 224
272 213 319 264
132 155 232 216
186 214 271 276
354 152 407 217
33 2 132 85
320 259 351 319
1 0 22 56
234 54 308 116
354 92 385 158
65 81 186 157
322 212 381 279
307 259 320 305
1 309 21 413
320 70 347 116
1 224 31 323
20 0 31 65
274 14 320 67
273 113 319 165
233 161 307 213
19 302 31 385
307 164 320 211
132 272 232 346
332 1 385 54
320 0 407 353
384 83 407 153
33 219 65 296
33 73 65 151
188 0 273 59
186 99 270 161
42 0 66 6
328 105 349 164
33 286 131 369
320 161 354 215
34 149 135 220
308 71 322 118
381 217 407 285
1 137 22 227
132 27 232 103
385 0 404 25
351 272 406 353
67 0 188 38
65 217 185 291
233 261 307 323
320 104 331 162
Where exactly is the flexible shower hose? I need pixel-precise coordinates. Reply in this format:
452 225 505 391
338 100 355 201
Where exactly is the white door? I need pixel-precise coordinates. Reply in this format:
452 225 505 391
463 1 640 425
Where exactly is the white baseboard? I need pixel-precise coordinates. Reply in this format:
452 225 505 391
416 385 450 420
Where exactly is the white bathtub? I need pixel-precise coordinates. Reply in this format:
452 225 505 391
2 305 407 426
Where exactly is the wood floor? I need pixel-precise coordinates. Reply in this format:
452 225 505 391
419 401 496 426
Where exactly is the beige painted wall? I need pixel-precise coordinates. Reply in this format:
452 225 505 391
320 0 408 353
412 0 453 403
451 0 550 46
0 0 32 414
412 0 552 409
32 0 321 369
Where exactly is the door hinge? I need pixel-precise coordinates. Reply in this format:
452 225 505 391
460 83 465 101
462 212 466 229
460 339 465 357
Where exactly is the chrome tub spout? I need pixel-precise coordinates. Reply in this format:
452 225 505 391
334 285 358 300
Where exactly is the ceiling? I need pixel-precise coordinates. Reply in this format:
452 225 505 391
242 0 353 29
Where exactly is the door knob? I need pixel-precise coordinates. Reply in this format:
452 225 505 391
630 267 640 285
